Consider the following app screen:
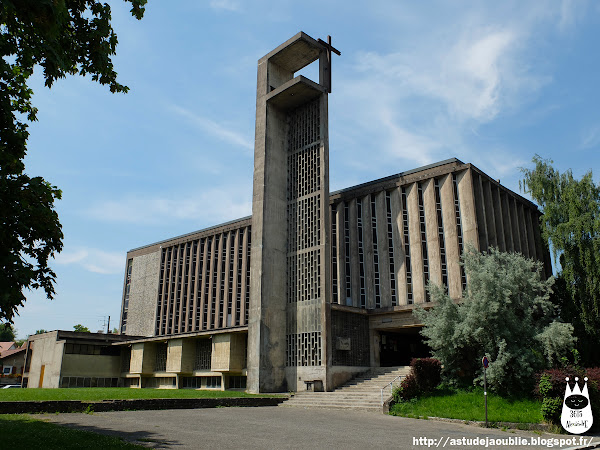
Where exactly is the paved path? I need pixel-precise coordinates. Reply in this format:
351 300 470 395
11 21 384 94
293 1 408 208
39 407 596 450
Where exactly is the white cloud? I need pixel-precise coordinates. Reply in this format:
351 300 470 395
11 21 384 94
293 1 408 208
557 0 587 32
209 0 241 12
581 125 600 149
85 186 252 226
54 247 124 275
170 105 253 151
331 4 559 174
354 27 534 124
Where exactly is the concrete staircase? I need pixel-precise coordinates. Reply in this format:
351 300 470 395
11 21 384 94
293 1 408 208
279 366 410 412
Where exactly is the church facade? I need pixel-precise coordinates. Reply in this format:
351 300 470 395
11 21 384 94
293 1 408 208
114 33 550 393
22 33 550 392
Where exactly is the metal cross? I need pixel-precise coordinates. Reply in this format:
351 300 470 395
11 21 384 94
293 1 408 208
317 35 341 93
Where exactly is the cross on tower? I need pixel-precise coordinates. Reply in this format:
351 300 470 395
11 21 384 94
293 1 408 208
317 35 341 93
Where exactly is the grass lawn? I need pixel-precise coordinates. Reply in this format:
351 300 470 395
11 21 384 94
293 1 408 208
0 414 144 449
0 387 277 402
390 387 543 424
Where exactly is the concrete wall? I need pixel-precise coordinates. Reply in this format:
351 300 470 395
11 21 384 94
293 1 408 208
166 339 195 373
125 251 161 337
129 342 157 375
25 332 65 388
212 333 246 372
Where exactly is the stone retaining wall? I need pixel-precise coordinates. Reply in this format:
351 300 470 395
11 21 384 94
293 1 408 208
0 397 286 414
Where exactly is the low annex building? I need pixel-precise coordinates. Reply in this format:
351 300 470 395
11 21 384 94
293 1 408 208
21 32 551 392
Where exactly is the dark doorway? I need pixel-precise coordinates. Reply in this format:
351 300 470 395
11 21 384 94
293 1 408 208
379 329 430 367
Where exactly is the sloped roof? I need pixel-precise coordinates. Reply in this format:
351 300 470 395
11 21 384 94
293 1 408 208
0 342 15 353
0 346 25 360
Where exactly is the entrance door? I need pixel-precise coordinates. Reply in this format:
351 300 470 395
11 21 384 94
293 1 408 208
38 365 45 388
379 330 430 366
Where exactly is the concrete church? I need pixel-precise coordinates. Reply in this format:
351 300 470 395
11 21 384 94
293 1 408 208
22 33 550 392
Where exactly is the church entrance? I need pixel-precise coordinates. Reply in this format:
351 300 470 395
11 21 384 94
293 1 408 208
379 328 430 367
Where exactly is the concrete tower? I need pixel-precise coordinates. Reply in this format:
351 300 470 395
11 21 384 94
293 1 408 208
248 32 339 392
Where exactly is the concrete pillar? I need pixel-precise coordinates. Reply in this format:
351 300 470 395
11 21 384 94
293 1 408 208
407 183 425 304
492 185 506 251
457 169 480 250
349 199 360 308
171 244 182 334
375 191 391 308
510 197 522 254
206 237 216 330
199 238 210 330
524 208 537 260
440 174 460 299
231 230 240 326
390 187 407 305
214 234 224 329
482 179 497 249
239 227 249 326
370 329 381 367
501 192 514 252
362 195 375 309
335 202 346 305
517 203 529 258
423 178 441 287
472 172 488 252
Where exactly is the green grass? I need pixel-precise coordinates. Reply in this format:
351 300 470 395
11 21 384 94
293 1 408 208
0 387 278 402
0 414 144 449
390 387 543 424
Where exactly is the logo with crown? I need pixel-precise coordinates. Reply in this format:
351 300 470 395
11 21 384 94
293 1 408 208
561 376 593 434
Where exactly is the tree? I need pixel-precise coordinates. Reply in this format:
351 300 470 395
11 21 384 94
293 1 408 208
0 323 16 341
33 329 47 335
0 0 147 323
415 247 575 395
521 156 600 364
73 324 90 333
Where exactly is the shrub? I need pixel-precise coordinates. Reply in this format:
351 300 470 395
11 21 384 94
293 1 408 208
541 397 563 423
394 374 419 402
393 358 442 402
412 358 442 392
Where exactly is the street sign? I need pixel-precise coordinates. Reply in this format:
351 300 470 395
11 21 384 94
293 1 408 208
482 356 489 369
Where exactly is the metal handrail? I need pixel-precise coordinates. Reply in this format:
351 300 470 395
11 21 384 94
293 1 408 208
380 375 403 406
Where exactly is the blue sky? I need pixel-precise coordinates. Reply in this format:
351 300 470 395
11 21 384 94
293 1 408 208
12 0 600 338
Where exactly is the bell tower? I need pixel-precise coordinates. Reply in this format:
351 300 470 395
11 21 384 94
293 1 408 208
247 32 340 392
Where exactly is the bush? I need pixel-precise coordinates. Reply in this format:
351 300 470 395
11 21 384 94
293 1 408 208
541 397 562 423
412 358 442 392
394 374 419 402
393 358 442 402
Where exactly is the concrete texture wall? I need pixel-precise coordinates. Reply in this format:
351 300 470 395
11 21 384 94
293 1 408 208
126 251 160 337
164 338 195 374
129 342 157 375
25 332 64 388
211 333 246 372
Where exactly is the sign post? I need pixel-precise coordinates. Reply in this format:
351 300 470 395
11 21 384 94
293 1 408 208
482 356 489 428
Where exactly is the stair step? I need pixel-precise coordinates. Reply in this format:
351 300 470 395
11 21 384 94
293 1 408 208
281 366 409 412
